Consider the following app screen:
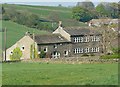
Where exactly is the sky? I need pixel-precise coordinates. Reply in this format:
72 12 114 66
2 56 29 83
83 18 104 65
1 0 119 7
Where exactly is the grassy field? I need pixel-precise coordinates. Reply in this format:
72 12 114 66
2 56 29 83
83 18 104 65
2 62 118 85
2 4 87 27
1 20 50 49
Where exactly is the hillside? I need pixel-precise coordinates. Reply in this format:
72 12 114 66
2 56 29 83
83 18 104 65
1 20 50 49
1 4 87 49
2 4 87 27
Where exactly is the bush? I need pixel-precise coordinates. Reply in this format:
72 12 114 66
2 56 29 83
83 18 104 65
112 47 120 54
82 53 89 57
100 54 120 59
90 53 95 56
10 47 22 61
40 51 46 58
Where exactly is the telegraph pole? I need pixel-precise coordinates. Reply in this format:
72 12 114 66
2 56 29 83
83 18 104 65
4 27 7 61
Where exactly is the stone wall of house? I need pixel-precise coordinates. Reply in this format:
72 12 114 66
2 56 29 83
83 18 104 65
70 35 102 57
38 42 72 58
3 35 35 61
53 26 71 41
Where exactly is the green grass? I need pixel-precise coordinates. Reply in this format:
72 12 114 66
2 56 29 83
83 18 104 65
1 20 50 49
2 4 87 27
100 54 120 59
3 4 72 19
2 62 118 85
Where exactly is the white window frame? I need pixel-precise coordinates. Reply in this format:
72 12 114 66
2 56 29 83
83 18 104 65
96 36 100 41
84 36 89 42
21 45 25 51
10 51 13 55
79 48 84 53
44 47 48 53
91 36 96 42
84 48 90 53
74 37 77 43
80 37 84 42
64 50 68 55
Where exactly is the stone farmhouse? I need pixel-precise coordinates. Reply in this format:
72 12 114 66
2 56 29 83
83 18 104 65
3 21 102 61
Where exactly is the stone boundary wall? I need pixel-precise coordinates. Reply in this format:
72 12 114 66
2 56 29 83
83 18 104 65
21 57 119 64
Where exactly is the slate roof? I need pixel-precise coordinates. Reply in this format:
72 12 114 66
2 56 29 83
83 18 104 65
63 27 100 36
33 34 70 44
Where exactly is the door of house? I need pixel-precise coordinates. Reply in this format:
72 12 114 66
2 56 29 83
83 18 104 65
52 51 60 58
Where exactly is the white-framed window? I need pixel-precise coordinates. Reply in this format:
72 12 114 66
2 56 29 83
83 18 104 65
91 36 96 42
84 36 89 42
74 37 84 43
91 47 99 52
44 47 48 52
96 47 99 52
38 51 41 54
84 48 90 53
96 36 100 41
74 37 77 42
80 37 84 42
21 45 25 51
76 37 79 42
74 48 84 54
64 51 68 55
74 48 77 54
91 48 94 52
10 51 13 55
79 48 84 53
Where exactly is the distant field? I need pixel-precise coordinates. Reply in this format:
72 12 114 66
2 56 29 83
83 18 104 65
2 20 50 49
3 4 72 18
2 62 118 85
2 4 87 27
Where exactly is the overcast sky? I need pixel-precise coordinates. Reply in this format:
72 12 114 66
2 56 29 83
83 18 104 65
1 0 119 7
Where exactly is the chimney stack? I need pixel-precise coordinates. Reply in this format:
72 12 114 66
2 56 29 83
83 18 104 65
59 21 62 27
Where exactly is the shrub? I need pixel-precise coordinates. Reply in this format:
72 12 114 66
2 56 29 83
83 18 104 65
40 51 46 58
10 47 22 61
100 54 120 59
90 53 95 56
82 53 89 57
112 47 120 54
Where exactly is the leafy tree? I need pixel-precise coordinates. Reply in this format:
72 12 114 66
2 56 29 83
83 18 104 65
72 6 95 22
96 3 109 18
96 2 119 18
109 3 119 18
10 47 22 61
